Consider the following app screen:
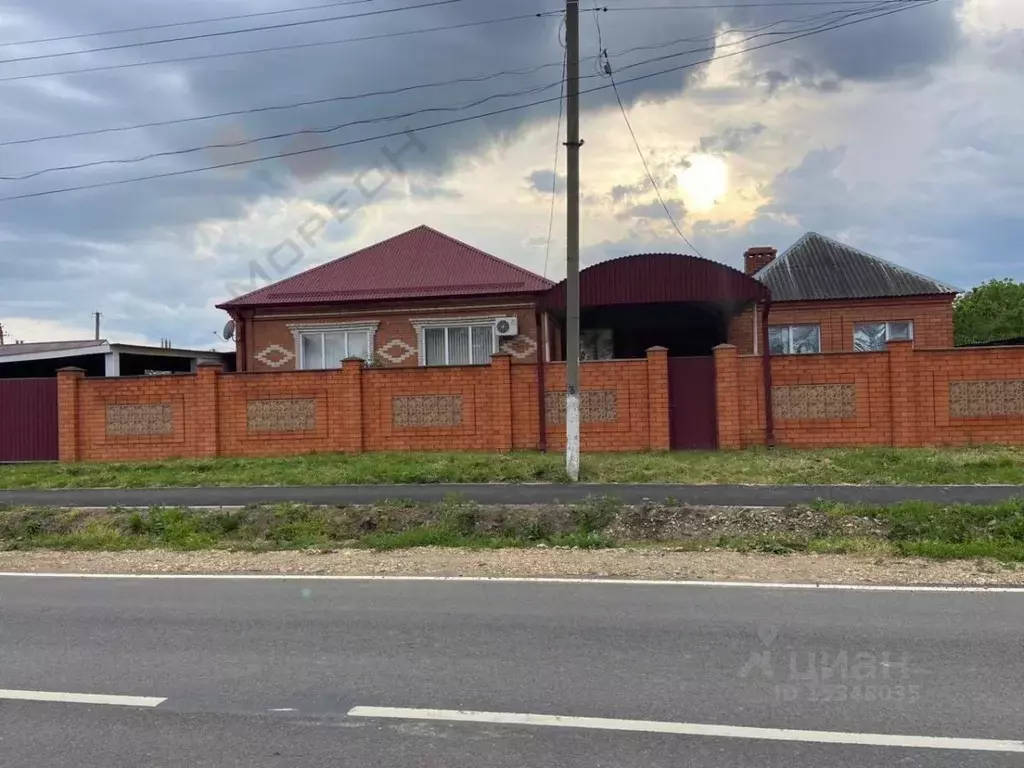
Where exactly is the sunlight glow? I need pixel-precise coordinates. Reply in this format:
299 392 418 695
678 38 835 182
676 154 729 212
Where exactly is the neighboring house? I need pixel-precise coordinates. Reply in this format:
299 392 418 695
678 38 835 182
218 225 958 372
0 339 230 379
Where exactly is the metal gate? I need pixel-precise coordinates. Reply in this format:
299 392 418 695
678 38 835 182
0 378 59 462
668 356 718 450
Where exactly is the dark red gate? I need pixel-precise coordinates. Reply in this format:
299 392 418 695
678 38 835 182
0 379 59 462
668 356 718 450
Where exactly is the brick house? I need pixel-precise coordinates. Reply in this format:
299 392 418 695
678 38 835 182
219 226 958 373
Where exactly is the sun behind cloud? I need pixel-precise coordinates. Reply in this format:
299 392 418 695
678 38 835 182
676 154 729 212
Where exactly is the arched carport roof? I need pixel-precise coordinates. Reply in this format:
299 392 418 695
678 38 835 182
539 253 770 311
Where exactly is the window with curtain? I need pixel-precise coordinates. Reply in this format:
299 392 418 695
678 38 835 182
298 329 371 369
853 321 914 352
423 324 495 365
768 324 821 355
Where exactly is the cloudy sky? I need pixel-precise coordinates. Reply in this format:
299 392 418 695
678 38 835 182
0 0 1020 348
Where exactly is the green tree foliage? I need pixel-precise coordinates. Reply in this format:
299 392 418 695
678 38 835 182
954 279 1024 346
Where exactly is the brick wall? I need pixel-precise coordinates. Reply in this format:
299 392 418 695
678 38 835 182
727 296 954 354
244 299 541 372
716 341 1024 448
57 350 666 462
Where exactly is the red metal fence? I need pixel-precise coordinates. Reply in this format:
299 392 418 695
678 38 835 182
0 378 59 462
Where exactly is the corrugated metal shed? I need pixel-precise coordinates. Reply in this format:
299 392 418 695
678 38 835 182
541 252 769 310
757 232 958 301
219 225 553 309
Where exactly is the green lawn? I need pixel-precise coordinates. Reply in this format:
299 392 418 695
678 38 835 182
2 447 1024 489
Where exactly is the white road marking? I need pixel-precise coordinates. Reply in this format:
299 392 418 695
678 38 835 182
270 708 296 712
0 572 1021 592
347 706 1024 753
0 688 165 708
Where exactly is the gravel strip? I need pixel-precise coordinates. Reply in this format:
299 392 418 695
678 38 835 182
0 548 1021 585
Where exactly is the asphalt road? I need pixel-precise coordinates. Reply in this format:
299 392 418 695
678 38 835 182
0 576 1021 767
2 482 1023 507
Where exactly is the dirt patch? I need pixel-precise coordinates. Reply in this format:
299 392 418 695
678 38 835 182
0 548 1020 586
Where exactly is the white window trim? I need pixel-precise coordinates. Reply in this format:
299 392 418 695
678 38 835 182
287 321 379 369
853 320 914 351
410 316 504 367
769 323 822 355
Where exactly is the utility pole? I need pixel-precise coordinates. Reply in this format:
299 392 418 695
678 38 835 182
565 0 582 480
93 311 102 341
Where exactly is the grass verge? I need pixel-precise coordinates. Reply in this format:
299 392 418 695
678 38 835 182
1 497 1023 563
4 446 1024 489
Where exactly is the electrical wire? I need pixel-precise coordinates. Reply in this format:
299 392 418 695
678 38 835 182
0 0 468 66
603 0 937 8
0 10 562 83
0 0 381 49
0 77 572 181
543 49 568 279
604 51 704 257
0 5 868 148
0 0 936 202
0 5 877 180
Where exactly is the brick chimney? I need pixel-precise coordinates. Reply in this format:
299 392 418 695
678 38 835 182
744 246 777 276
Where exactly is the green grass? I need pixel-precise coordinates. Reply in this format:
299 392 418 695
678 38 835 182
4 446 1024 489
2 497 1024 562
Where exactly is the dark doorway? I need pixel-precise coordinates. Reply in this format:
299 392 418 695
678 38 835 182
570 301 731 359
0 379 59 462
668 356 717 450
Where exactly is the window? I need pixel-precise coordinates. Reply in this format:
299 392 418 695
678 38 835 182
423 324 495 366
853 321 913 352
290 322 377 369
768 324 821 355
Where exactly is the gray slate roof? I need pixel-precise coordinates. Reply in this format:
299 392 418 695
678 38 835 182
0 339 105 358
755 232 958 302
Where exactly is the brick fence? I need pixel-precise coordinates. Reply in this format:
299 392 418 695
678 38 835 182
714 340 1024 449
54 342 1024 462
56 349 670 462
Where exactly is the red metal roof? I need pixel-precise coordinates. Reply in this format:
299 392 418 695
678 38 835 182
540 252 770 310
218 225 553 309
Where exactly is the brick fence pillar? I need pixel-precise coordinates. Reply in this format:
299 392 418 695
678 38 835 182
195 361 222 458
339 358 365 453
56 367 85 463
646 346 670 451
490 353 514 452
888 339 916 447
713 344 742 449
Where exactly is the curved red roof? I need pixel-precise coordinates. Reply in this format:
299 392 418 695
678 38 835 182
219 225 553 309
540 252 770 310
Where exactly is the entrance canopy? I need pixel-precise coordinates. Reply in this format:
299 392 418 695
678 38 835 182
539 253 770 311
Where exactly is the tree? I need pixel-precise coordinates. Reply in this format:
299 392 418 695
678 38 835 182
954 279 1024 346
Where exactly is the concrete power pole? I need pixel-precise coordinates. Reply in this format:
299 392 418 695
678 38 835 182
565 0 582 480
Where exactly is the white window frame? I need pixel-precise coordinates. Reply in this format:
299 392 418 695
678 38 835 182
287 321 379 370
768 324 821 355
411 316 503 367
853 320 914 352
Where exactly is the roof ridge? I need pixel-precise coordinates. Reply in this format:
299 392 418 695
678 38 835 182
222 225 427 306
802 231 958 291
417 225 554 288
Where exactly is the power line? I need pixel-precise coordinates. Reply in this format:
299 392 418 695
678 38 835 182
0 0 935 203
603 52 703 257
0 6 882 180
0 10 562 83
543 49 568 279
0 5 869 148
0 0 380 49
0 0 468 66
0 77 572 180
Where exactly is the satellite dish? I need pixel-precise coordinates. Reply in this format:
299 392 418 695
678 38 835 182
222 319 236 341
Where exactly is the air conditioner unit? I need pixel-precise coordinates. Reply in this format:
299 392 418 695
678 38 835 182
494 317 518 337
